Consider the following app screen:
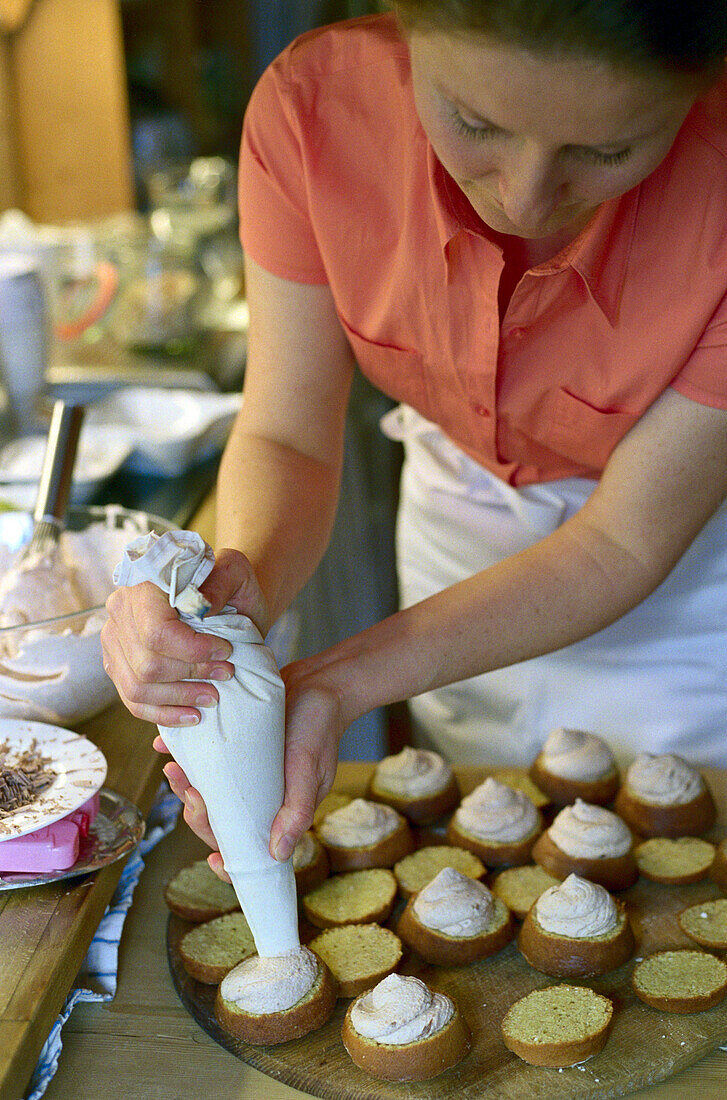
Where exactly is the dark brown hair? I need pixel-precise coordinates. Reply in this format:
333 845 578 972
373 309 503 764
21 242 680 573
388 1 727 80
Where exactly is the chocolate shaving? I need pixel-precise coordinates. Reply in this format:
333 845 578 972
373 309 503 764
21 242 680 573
0 738 56 816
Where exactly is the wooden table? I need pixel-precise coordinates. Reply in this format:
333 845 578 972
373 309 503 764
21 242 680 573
1 481 725 1099
34 761 727 1100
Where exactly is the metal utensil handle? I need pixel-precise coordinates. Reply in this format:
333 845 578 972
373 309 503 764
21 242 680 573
33 402 85 524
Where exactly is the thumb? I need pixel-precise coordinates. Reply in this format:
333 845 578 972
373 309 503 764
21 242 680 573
200 548 269 632
269 759 319 863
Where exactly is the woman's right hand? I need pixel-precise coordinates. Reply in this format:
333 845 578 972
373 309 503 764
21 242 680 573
101 546 269 728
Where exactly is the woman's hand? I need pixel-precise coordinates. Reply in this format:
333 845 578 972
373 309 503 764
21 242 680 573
101 547 269 728
162 659 348 880
269 664 345 861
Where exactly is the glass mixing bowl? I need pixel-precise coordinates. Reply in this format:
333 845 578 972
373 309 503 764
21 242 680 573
0 505 174 727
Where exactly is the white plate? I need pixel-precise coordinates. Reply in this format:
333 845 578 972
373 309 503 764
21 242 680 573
0 719 107 840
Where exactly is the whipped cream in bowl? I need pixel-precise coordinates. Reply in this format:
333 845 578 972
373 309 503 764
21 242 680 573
625 753 703 806
454 778 539 843
549 799 632 859
534 873 619 938
0 505 174 725
539 728 616 782
374 746 453 797
220 946 318 1015
349 974 453 1045
317 797 400 848
413 866 494 937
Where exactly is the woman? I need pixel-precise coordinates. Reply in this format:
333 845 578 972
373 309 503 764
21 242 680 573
102 1 727 873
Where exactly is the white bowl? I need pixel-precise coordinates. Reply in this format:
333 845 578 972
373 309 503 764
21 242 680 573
0 505 174 726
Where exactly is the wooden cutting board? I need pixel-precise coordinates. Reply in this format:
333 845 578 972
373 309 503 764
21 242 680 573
167 765 727 1100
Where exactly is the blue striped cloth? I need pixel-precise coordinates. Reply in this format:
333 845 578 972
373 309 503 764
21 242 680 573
24 783 182 1100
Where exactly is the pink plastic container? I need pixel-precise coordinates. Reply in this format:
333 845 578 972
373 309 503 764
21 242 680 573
0 791 100 872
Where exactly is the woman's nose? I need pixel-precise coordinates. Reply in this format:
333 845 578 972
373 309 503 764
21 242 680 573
497 148 563 231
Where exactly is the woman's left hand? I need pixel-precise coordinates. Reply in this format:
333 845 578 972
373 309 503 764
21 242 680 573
160 659 347 880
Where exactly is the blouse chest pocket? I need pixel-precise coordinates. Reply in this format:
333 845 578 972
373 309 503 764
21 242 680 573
338 316 427 412
544 387 643 471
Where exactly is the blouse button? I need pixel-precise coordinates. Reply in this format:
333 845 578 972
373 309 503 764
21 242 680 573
471 402 490 417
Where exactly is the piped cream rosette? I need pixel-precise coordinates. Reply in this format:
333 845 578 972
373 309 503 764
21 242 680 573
532 798 638 890
368 747 459 824
518 873 635 977
530 727 618 805
396 866 514 964
315 797 414 871
447 777 542 865
342 973 471 1081
615 753 716 837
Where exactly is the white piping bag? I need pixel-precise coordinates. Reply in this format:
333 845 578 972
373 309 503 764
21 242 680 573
114 530 298 956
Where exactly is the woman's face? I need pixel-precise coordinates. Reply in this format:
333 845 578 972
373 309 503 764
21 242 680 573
408 29 699 239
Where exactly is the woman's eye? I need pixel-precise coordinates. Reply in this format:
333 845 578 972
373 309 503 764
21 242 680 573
450 108 500 141
576 146 633 168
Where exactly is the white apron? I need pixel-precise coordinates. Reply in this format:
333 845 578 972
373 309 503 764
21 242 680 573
381 405 727 770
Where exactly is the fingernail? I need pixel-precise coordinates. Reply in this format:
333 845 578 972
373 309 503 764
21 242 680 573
194 693 217 707
274 834 295 862
178 712 200 726
210 667 232 681
211 647 232 661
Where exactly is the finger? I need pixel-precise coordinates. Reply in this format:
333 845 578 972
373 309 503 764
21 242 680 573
179 786 220 851
108 585 232 668
103 627 221 723
153 734 169 753
200 548 269 634
269 747 320 862
114 610 233 684
162 760 190 791
208 851 232 884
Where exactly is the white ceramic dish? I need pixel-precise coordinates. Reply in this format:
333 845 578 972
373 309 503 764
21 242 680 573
0 426 132 506
0 719 107 840
85 386 242 475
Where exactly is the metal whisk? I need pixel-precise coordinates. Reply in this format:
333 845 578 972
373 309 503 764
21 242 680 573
18 401 85 563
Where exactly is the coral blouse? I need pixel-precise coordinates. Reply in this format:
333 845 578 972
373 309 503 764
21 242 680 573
239 15 727 485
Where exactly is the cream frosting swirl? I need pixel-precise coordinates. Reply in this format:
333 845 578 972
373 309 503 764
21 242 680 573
292 832 317 871
317 797 399 848
349 974 454 1045
549 799 632 858
220 946 318 1014
413 866 494 936
534 873 619 938
626 753 703 806
454 777 539 843
540 727 616 781
374 746 453 797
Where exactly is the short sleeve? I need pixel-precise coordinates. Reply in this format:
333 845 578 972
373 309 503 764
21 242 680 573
671 297 727 410
238 53 328 284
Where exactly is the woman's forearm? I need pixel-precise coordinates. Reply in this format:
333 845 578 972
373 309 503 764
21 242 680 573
293 388 727 726
298 510 664 725
215 425 342 624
